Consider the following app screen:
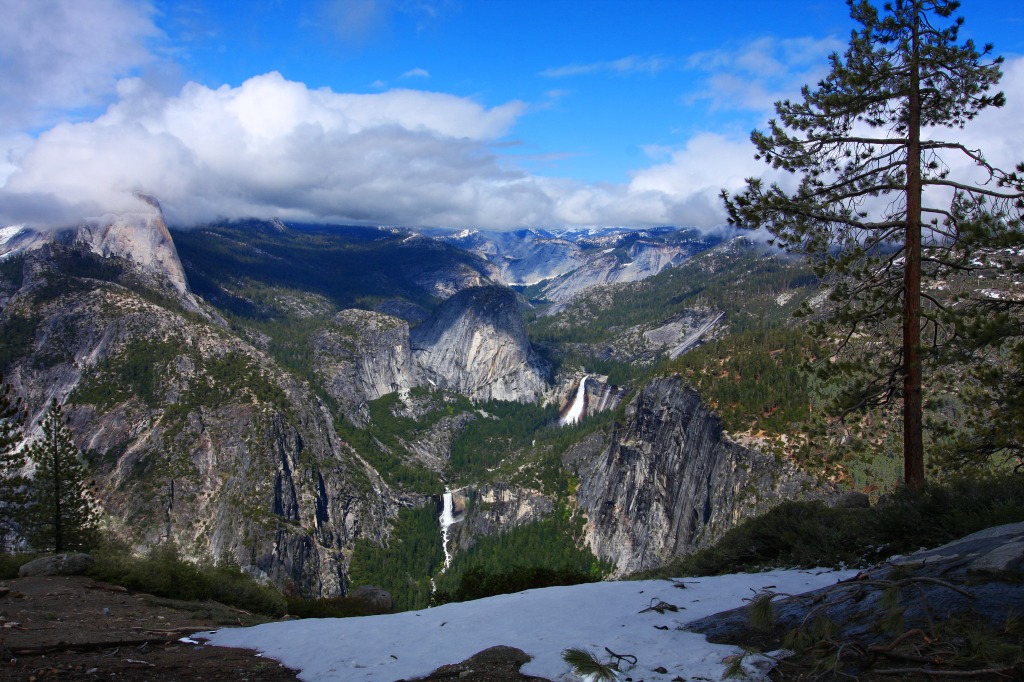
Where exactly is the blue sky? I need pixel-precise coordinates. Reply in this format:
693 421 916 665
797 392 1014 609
1 0 1022 230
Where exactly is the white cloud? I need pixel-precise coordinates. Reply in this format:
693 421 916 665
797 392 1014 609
540 56 670 78
0 72 541 228
402 67 431 79
2 47 1020 233
0 0 161 131
684 36 845 114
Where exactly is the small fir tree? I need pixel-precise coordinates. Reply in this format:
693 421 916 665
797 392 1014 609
0 375 27 551
26 400 99 553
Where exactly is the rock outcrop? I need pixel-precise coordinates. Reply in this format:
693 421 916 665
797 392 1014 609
412 286 548 403
448 484 556 553
689 522 1024 679
2 199 202 315
555 374 627 425
2 246 396 598
313 309 419 424
567 375 818 576
541 241 693 306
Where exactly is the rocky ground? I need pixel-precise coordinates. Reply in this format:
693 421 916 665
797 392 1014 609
0 576 298 681
688 522 1024 680
0 577 547 682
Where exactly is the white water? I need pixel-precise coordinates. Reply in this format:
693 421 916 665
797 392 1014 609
438 491 458 572
559 375 587 426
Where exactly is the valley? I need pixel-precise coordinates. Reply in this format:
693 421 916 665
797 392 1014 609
0 212 827 609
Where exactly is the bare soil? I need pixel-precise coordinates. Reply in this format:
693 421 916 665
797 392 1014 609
0 576 299 681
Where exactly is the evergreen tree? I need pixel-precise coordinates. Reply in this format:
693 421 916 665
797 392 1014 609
0 375 27 551
26 400 100 552
722 0 1023 487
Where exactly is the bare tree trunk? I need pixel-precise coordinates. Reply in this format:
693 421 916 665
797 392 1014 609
903 3 925 488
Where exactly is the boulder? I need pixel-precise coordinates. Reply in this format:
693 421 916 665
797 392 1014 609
687 522 1024 678
18 553 95 577
832 490 871 509
348 585 393 613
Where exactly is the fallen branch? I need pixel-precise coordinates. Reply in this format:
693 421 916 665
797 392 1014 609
7 636 180 657
874 666 1016 677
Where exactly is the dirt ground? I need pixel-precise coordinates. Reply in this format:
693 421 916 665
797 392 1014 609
0 575 300 681
0 576 550 682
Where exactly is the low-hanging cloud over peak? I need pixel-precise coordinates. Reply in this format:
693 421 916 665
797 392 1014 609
2 52 1021 233
0 70 773 231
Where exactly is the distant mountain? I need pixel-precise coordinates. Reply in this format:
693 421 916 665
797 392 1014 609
428 226 732 305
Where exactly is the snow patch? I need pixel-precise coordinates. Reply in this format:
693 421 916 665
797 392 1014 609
201 568 857 682
0 225 27 246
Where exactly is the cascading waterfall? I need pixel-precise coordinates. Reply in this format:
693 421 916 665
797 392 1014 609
438 491 458 572
559 375 588 426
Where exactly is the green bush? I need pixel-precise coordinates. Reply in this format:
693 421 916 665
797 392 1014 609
641 473 1024 578
0 552 45 579
87 541 286 617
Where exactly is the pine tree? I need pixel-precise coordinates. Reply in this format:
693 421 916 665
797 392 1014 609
722 0 1023 487
26 400 100 553
0 375 27 551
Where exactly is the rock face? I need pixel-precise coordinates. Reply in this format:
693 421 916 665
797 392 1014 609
568 375 817 576
555 374 627 425
541 241 693 306
642 309 725 360
2 199 194 305
412 286 548 403
313 309 419 423
448 484 556 553
1 244 396 599
76 207 190 297
315 289 550 422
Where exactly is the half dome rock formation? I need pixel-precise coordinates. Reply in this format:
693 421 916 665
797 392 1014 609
411 286 548 403
1 195 196 309
76 209 190 296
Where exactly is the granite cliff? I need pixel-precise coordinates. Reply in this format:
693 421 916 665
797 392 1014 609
411 286 548 403
567 375 819 576
1 241 397 598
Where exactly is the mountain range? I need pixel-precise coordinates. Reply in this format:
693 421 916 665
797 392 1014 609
0 205 824 601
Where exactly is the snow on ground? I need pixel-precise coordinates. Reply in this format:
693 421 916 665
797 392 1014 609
202 568 857 682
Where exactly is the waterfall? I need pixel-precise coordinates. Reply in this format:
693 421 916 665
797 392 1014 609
438 491 458 572
560 376 588 426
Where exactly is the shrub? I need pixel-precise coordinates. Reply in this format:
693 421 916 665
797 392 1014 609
87 541 286 617
640 473 1024 578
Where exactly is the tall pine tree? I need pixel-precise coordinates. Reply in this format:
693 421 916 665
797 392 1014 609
26 400 99 553
0 375 27 551
722 0 1023 487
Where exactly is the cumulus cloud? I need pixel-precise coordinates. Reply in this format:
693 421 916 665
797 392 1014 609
0 0 161 131
2 46 1021 233
0 72 544 228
